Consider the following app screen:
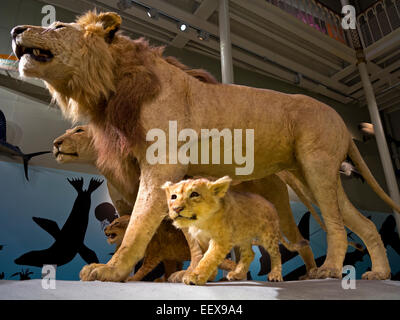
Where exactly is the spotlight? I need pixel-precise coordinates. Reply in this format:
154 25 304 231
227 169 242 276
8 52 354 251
177 21 188 32
147 8 159 20
117 0 133 11
197 30 209 41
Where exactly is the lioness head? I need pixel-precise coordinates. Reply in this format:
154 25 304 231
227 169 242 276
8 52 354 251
11 11 123 121
53 125 96 163
104 215 130 246
162 176 232 228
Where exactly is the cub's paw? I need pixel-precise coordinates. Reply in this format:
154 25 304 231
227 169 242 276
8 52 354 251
308 267 341 279
268 270 283 282
183 272 207 286
79 263 127 282
168 270 186 283
227 271 247 281
362 271 390 280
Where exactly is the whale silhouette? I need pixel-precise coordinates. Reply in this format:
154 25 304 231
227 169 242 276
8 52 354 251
14 178 102 267
0 109 50 180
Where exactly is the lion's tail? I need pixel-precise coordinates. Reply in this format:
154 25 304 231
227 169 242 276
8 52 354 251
348 139 400 214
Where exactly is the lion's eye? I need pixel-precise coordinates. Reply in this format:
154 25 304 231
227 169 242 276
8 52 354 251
76 128 84 133
171 194 177 200
190 192 200 198
55 25 65 30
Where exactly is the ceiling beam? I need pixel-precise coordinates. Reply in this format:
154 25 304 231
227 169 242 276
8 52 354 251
134 0 351 94
171 0 218 48
231 0 356 64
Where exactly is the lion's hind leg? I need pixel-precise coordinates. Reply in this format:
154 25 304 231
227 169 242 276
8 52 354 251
259 233 283 282
226 243 254 281
338 180 390 280
294 150 348 279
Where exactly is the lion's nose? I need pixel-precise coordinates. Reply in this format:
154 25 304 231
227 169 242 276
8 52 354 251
11 26 28 38
53 139 63 148
173 206 185 213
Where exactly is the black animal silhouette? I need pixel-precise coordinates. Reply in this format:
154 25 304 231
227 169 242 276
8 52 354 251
10 268 33 280
0 109 50 180
14 178 102 267
95 202 119 231
379 215 400 256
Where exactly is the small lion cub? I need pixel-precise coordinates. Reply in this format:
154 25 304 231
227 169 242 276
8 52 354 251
162 176 307 285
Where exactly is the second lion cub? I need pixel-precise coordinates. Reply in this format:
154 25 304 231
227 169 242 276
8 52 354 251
162 176 307 285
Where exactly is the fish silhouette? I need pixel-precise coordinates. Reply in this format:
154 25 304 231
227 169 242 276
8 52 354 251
0 109 50 180
14 178 102 267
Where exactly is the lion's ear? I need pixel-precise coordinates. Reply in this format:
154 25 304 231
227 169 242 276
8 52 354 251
161 181 173 191
98 12 121 43
208 176 232 198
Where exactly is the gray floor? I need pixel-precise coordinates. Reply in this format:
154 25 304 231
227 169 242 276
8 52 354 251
0 279 399 300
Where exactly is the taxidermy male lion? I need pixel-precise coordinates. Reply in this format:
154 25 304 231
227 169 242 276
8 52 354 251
12 11 400 281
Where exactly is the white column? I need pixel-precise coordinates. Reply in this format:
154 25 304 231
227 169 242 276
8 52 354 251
219 0 234 84
341 0 400 235
219 0 237 271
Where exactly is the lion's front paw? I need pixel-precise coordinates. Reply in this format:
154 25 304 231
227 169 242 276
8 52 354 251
168 270 187 283
362 271 390 280
183 272 208 286
79 263 128 282
227 270 247 281
268 270 283 282
308 266 341 279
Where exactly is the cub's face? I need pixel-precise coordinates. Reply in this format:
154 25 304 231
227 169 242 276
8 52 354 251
162 176 232 229
104 215 130 246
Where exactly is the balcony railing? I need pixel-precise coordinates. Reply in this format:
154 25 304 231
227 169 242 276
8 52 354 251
358 0 400 47
265 0 350 46
267 0 400 48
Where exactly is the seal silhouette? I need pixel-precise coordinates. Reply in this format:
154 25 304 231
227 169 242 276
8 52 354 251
15 178 102 267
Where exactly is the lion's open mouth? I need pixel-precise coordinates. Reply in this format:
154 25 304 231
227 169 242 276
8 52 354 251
175 214 197 221
14 43 54 62
55 151 78 158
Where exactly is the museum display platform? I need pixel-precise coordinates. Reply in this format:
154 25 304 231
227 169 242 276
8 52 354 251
1 279 399 300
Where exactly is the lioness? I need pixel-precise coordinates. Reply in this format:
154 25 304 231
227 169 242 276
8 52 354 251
13 11 399 281
163 176 307 285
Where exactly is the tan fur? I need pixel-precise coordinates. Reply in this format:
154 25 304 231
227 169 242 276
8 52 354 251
14 11 399 281
53 126 319 279
104 215 190 282
163 177 307 285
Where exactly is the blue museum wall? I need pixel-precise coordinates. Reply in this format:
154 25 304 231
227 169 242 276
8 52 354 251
0 161 114 281
0 160 399 282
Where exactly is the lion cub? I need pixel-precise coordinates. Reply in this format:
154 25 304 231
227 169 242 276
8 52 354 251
162 176 307 285
105 215 190 282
